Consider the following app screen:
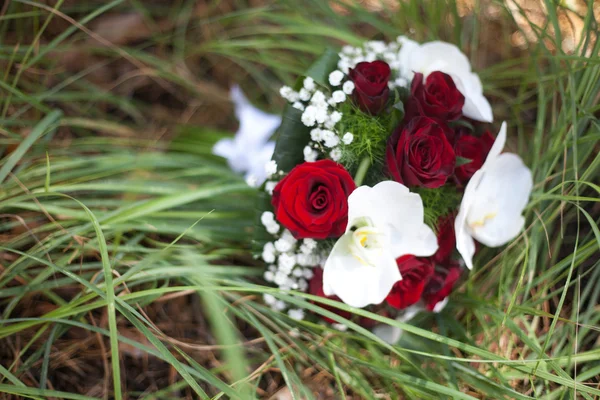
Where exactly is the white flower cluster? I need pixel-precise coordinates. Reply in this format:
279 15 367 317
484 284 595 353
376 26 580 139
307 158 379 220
261 160 284 196
260 212 324 319
280 76 353 164
338 38 412 89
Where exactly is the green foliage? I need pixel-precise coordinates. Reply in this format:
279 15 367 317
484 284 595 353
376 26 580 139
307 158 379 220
415 185 462 229
338 102 394 179
272 104 310 172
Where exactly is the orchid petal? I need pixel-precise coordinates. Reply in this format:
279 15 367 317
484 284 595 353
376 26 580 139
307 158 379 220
346 182 438 258
469 153 532 247
212 85 281 186
323 233 401 308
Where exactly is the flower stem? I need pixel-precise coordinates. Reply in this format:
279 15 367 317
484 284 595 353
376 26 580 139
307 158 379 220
354 157 371 186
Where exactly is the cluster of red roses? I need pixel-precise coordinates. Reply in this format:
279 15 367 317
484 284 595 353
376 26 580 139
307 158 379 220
269 59 496 321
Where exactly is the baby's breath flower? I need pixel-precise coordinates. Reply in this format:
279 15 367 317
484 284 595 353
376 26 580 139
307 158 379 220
245 175 258 187
264 270 274 282
342 132 354 145
329 70 344 86
279 86 299 102
330 147 342 161
278 253 297 272
341 45 355 54
262 242 276 263
263 293 276 305
266 223 280 235
293 268 304 277
301 238 317 252
297 279 308 291
322 130 340 148
303 268 314 279
298 88 311 102
301 105 317 126
395 77 408 87
310 128 323 142
332 91 346 104
274 237 293 253
343 81 355 95
273 300 286 311
274 270 289 285
310 90 327 106
261 211 274 226
303 146 318 162
288 309 305 320
303 77 316 91
265 160 278 176
265 181 277 195
315 107 328 124
330 111 342 123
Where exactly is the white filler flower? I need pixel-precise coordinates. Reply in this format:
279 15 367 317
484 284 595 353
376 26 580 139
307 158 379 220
455 122 533 270
322 181 438 308
212 85 280 186
399 40 493 123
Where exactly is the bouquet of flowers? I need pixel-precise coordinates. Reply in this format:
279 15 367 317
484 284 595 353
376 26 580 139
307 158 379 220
215 37 533 333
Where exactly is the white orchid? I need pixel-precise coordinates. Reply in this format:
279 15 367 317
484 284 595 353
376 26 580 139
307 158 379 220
398 39 493 123
212 85 281 186
455 122 533 270
322 181 438 308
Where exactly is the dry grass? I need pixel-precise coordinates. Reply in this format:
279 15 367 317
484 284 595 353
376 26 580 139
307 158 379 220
0 1 599 399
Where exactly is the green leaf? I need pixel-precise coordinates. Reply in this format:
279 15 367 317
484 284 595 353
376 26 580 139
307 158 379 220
456 156 473 167
272 104 311 172
305 47 340 87
389 97 405 130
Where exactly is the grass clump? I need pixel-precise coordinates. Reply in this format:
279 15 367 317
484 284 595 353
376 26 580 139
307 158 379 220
0 0 599 399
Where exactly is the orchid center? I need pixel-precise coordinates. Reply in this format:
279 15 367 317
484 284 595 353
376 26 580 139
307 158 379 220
467 199 498 232
347 217 385 266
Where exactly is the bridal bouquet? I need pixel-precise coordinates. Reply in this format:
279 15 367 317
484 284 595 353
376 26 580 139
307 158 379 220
214 37 533 330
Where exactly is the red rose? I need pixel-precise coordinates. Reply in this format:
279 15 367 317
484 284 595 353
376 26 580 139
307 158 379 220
432 215 456 265
385 255 434 310
348 60 391 115
309 268 351 324
386 117 456 188
272 160 356 239
405 72 465 121
454 131 495 183
422 263 462 311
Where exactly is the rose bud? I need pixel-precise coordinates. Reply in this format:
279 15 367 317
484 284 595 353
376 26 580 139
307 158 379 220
405 71 465 121
454 131 495 183
385 255 434 310
348 60 391 115
386 116 456 188
309 267 351 324
422 263 462 312
271 159 356 239
432 214 456 265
